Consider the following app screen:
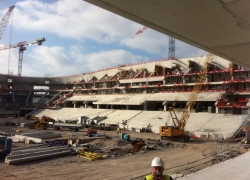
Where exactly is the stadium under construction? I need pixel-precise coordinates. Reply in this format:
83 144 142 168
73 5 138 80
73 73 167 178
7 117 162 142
0 55 249 140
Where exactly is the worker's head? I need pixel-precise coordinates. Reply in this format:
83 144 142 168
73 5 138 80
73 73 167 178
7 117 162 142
151 157 164 178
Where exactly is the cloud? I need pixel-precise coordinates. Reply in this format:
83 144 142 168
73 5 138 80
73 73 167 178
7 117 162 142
13 0 135 43
0 45 19 75
20 45 148 76
82 49 147 72
0 0 205 77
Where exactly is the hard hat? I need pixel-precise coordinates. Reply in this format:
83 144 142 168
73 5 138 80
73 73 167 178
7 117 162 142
151 157 164 167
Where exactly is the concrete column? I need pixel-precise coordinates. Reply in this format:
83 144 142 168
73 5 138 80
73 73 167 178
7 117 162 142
143 102 148 110
73 101 77 108
85 102 89 109
216 107 218 114
163 101 167 111
111 105 114 109
126 105 129 110
97 104 100 109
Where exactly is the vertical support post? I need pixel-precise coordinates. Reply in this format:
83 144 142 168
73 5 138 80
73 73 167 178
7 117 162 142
18 45 26 76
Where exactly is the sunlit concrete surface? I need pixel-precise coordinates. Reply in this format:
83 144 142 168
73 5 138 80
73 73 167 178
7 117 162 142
178 151 250 180
84 0 250 68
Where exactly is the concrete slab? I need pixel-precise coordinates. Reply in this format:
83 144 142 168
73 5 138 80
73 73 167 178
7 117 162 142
178 151 250 180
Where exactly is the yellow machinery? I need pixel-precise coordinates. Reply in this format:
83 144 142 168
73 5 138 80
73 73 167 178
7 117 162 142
28 115 55 130
160 53 214 142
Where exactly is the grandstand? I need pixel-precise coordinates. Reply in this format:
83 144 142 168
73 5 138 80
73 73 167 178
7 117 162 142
0 56 249 139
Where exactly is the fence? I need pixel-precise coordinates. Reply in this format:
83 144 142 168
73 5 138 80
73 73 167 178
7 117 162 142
130 143 243 180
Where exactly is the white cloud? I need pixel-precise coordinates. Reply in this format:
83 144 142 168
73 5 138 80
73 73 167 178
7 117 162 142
83 49 147 72
20 45 148 76
13 0 135 43
0 0 205 77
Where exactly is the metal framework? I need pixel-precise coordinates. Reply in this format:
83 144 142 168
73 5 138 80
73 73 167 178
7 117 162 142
168 36 175 59
0 6 15 41
0 37 46 76
179 53 214 129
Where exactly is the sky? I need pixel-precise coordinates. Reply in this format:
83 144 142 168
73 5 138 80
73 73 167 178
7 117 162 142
0 0 205 77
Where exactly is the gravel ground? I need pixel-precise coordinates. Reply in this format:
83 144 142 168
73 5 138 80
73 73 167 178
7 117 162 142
0 119 245 180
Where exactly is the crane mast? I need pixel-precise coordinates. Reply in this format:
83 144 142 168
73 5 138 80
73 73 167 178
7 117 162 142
0 6 15 42
168 36 175 59
0 37 46 76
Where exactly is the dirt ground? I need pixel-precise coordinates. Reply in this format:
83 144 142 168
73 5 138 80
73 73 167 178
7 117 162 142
0 122 245 180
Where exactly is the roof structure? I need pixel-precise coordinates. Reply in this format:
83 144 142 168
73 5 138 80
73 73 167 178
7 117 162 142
84 0 250 68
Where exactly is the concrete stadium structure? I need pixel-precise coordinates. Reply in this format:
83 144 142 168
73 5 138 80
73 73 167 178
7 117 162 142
81 1 250 179
0 55 249 141
1 55 249 115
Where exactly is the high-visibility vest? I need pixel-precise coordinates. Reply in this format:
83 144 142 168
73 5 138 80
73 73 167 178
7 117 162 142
145 174 171 180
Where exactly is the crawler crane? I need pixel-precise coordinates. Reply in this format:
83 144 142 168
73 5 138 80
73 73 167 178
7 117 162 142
159 53 214 142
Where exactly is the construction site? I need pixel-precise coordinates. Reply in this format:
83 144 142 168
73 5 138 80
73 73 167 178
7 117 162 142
0 1 250 180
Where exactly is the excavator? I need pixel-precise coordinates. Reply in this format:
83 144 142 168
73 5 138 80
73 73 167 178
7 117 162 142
159 53 214 142
27 114 55 130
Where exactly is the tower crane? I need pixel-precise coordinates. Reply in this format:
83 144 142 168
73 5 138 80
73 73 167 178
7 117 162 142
159 53 214 142
0 6 15 42
168 36 175 59
0 37 46 76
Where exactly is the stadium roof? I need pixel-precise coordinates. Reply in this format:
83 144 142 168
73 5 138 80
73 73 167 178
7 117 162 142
84 0 250 68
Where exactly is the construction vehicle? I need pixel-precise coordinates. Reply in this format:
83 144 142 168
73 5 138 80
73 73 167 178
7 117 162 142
28 115 55 130
159 53 214 142
0 135 7 149
53 123 84 132
0 138 12 159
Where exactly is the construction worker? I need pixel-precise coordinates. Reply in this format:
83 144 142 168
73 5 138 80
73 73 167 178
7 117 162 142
145 157 173 180
117 126 120 135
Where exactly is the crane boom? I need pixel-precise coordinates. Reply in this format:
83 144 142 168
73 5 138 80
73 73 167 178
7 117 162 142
0 37 45 76
159 53 214 142
179 53 214 129
0 6 15 42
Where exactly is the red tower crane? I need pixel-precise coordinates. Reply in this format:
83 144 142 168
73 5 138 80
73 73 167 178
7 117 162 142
0 6 15 41
0 37 46 76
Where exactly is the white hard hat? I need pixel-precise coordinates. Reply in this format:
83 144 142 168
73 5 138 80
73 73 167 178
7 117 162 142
151 157 164 167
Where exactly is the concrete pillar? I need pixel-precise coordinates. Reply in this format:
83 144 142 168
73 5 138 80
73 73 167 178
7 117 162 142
143 102 148 110
126 105 129 110
73 101 77 108
163 101 167 111
216 107 218 114
97 104 100 109
111 105 114 109
85 102 89 109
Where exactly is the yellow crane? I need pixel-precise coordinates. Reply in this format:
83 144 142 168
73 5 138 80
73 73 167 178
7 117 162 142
159 53 214 142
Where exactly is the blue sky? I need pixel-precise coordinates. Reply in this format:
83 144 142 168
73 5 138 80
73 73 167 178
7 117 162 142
0 0 205 77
